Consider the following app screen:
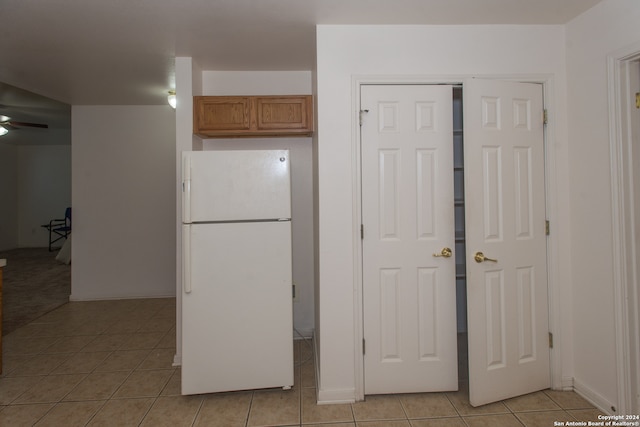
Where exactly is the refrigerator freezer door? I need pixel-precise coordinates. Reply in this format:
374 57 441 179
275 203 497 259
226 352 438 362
181 221 294 395
183 150 291 223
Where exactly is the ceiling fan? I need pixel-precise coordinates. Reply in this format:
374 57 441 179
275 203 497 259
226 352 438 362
0 116 49 136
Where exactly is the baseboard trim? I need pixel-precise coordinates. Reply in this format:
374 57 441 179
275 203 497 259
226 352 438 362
574 378 617 415
313 331 356 405
172 354 182 367
559 376 574 391
294 328 314 340
316 388 356 405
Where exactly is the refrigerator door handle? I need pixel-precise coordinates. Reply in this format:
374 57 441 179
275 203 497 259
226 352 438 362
183 179 191 223
182 224 192 294
182 153 191 223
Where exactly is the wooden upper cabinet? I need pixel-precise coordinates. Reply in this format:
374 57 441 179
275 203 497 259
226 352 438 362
194 95 313 138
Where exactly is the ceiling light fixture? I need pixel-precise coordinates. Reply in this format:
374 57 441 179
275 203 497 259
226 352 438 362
168 90 177 109
0 126 8 136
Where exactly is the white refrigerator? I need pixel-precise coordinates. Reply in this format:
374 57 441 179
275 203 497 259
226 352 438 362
181 149 294 395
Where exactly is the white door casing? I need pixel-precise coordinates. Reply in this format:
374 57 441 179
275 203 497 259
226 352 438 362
464 79 550 406
609 52 640 416
361 84 458 394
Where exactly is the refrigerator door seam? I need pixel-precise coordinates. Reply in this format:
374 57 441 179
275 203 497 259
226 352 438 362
190 218 291 225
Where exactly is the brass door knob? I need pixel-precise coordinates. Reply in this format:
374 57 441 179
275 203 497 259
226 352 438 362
433 247 453 258
474 251 498 263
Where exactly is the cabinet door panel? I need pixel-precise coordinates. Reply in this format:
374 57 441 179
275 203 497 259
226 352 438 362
194 96 252 133
257 96 312 131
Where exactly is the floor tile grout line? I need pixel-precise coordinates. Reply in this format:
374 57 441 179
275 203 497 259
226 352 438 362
245 390 256 427
444 388 464 421
79 397 110 427
30 397 59 426
187 394 206 427
2 310 174 423
397 393 410 421
512 411 529 427
298 379 303 426
13 327 114 423
58 343 138 404
138 395 160 427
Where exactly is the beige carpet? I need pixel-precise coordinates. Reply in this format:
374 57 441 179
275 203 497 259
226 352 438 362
0 247 71 335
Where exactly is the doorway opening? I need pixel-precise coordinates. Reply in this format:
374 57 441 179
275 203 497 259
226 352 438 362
452 86 469 385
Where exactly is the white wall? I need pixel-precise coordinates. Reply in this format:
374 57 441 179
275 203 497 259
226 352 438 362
71 106 176 300
0 143 70 251
565 0 640 413
17 145 71 247
315 24 571 403
0 143 18 250
202 71 312 96
198 71 315 336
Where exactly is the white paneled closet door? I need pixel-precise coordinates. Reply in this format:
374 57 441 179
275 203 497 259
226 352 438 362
361 84 458 394
464 79 550 407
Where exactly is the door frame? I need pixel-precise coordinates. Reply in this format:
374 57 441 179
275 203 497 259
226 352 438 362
607 44 640 416
351 74 561 401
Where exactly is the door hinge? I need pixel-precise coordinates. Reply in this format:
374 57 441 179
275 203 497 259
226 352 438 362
549 332 554 348
363 339 366 355
543 109 548 125
361 224 364 240
545 220 550 236
359 109 369 126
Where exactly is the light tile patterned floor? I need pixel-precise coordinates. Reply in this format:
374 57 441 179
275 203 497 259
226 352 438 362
0 298 603 426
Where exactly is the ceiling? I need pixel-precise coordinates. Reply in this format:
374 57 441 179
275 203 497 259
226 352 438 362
0 0 602 144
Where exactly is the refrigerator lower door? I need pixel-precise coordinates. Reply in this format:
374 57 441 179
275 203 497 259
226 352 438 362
181 221 294 395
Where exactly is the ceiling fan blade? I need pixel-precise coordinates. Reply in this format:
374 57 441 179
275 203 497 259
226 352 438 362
2 121 49 129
